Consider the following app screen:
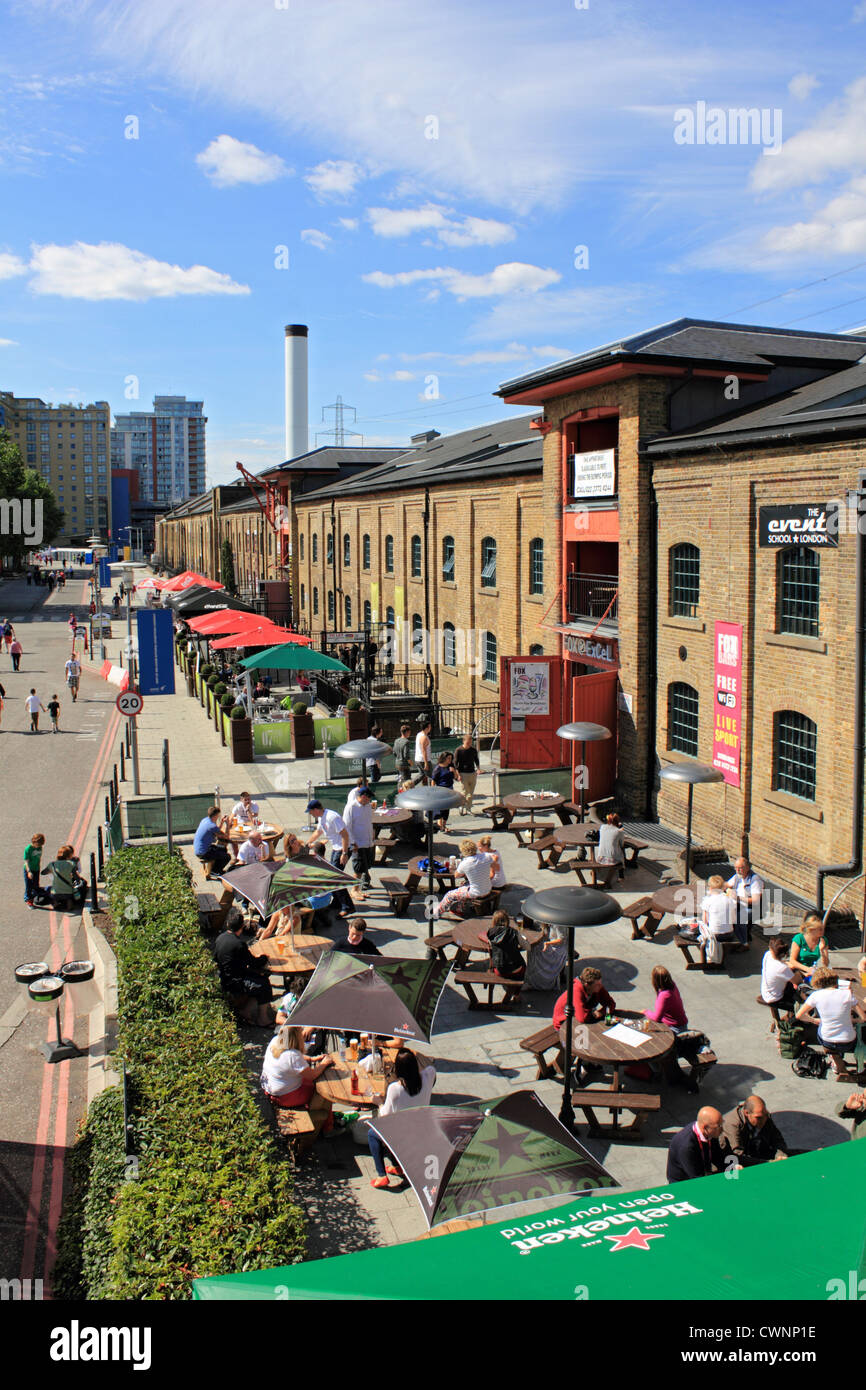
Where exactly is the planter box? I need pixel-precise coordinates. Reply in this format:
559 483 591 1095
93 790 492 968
230 717 254 764
254 720 293 755
345 709 369 739
290 714 315 759
221 709 231 746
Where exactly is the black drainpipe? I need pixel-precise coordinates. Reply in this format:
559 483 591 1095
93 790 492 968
644 441 659 821
423 487 435 706
817 478 866 913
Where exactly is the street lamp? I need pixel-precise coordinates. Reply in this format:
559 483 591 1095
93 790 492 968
658 762 724 885
556 721 612 822
520 885 622 1132
396 785 463 934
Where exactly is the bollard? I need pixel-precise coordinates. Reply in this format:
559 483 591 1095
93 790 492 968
113 763 119 804
97 824 105 878
120 744 126 781
125 721 131 756
90 852 98 911
105 795 111 825
109 780 116 814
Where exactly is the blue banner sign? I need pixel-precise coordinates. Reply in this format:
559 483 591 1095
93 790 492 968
98 557 112 589
136 608 175 696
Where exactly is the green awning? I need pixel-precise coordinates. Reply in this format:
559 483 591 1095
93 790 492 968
192 1142 866 1300
239 643 350 673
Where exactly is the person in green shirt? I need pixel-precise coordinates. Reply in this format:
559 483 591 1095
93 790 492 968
789 916 830 978
23 833 45 908
837 1091 866 1139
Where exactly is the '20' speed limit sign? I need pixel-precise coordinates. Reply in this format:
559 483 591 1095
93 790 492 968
116 689 144 718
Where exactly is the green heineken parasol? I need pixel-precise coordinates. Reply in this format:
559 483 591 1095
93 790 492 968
285 952 451 1043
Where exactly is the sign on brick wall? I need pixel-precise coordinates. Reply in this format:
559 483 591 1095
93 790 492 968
758 503 838 547
712 620 742 787
570 448 616 498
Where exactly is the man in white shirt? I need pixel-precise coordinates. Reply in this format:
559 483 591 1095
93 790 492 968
343 787 376 895
726 857 764 946
65 656 81 702
237 830 268 865
25 689 46 732
305 799 353 915
231 791 260 825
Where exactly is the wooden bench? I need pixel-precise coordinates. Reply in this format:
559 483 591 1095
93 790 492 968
756 993 792 1034
675 933 737 971
570 1088 661 1139
623 896 665 941
426 928 464 963
454 966 524 1011
481 804 513 831
381 877 413 916
197 891 228 931
520 1025 564 1079
271 1103 316 1158
524 833 560 869
569 859 618 889
508 820 556 847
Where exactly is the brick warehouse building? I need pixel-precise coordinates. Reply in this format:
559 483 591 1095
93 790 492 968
498 318 866 906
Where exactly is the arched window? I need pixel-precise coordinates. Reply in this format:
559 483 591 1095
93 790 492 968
483 631 498 682
385 605 395 628
312 534 318 564
363 534 371 569
411 534 422 578
668 682 699 757
343 533 351 567
385 535 394 573
326 532 334 565
299 534 304 563
300 583 305 609
481 537 497 587
327 590 335 623
442 535 455 582
363 599 372 627
778 550 820 637
529 643 544 656
411 612 424 661
344 595 352 625
443 622 456 667
529 538 544 595
774 711 817 801
670 543 700 618
312 586 319 615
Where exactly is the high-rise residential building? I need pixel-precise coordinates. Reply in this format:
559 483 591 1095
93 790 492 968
111 395 207 505
0 391 111 542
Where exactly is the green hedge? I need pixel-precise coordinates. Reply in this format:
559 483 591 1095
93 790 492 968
54 846 304 1299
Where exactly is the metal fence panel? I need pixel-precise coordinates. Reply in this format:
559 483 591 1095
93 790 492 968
124 794 215 839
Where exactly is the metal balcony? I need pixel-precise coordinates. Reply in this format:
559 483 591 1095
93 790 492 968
566 572 619 627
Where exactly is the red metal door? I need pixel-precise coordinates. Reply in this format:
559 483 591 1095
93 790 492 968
570 669 618 800
500 655 564 769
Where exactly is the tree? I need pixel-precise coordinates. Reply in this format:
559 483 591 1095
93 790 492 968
220 538 238 595
0 430 64 567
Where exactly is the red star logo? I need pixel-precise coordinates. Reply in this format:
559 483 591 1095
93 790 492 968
605 1226 665 1253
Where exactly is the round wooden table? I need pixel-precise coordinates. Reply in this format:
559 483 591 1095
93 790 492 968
503 791 565 820
248 933 332 976
372 807 413 836
650 880 707 921
559 1015 674 1091
407 855 457 891
227 822 284 861
317 1044 433 1109
450 918 543 959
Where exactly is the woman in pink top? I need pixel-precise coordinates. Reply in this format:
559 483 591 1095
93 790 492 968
644 965 688 1032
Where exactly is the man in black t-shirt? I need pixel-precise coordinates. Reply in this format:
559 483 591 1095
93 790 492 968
213 921 273 1025
333 917 381 957
454 734 480 813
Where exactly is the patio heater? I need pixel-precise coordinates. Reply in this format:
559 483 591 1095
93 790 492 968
333 737 392 790
396 785 463 934
556 721 612 822
658 763 724 885
521 885 621 1132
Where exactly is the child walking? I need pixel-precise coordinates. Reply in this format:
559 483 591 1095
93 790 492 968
47 693 61 733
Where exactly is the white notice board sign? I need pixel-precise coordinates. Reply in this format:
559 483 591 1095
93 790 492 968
572 448 616 498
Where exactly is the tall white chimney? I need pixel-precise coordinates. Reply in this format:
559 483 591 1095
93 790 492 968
284 323 309 460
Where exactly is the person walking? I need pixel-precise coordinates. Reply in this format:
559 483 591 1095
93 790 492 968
65 654 81 702
414 718 432 783
454 734 480 814
23 832 46 908
9 637 22 672
47 693 61 733
392 723 413 782
0 679 5 731
67 611 76 639
432 751 457 830
25 688 46 732
343 786 376 897
2 618 14 653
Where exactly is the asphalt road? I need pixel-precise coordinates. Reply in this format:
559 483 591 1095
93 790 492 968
0 569 122 1292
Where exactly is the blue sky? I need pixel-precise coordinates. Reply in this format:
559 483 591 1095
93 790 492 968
2 0 866 483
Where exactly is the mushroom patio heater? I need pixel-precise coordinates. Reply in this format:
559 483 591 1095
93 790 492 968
333 737 392 790
396 785 463 933
521 885 622 1132
658 762 724 885
556 721 612 822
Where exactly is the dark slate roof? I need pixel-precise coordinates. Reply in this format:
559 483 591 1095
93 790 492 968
266 445 406 475
497 317 866 396
648 359 866 455
299 415 541 500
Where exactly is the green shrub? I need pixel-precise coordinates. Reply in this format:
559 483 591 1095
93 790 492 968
214 681 227 698
230 705 247 720
220 691 235 710
54 847 304 1299
291 700 310 716
200 663 214 680
345 697 362 710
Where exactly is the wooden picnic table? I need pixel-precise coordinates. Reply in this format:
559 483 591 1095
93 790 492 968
450 917 543 966
227 822 284 861
502 792 566 833
248 932 332 976
650 880 708 922
317 1044 433 1110
372 807 413 838
405 855 458 894
559 1014 674 1092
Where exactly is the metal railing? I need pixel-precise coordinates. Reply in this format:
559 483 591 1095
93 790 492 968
433 702 500 739
566 571 619 625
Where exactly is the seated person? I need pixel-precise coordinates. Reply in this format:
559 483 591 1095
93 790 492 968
698 875 737 961
789 915 830 979
725 856 764 945
260 1025 333 1154
837 1089 866 1139
666 1107 733 1182
193 806 233 878
43 843 85 909
553 966 615 1030
796 968 866 1079
258 901 314 941
486 909 526 980
596 812 626 867
237 829 268 864
760 935 799 1012
477 835 506 888
433 839 494 918
231 791 260 825
252 680 268 700
282 829 305 859
644 965 688 1031
213 918 274 1026
368 1049 437 1189
334 916 381 956
722 1095 789 1166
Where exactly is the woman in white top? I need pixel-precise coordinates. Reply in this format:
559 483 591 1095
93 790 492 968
760 936 798 1011
477 835 506 888
596 813 626 867
261 1025 333 1152
698 874 736 965
796 968 866 1079
368 1049 437 1188
433 839 493 918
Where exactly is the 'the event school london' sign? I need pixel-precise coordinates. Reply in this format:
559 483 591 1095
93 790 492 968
712 620 742 787
758 503 838 547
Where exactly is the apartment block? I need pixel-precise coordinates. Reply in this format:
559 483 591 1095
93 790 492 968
0 391 111 543
112 395 207 506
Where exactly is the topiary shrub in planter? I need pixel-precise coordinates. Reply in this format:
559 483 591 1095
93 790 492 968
214 682 227 698
229 705 253 762
220 691 235 710
344 696 368 738
290 701 315 758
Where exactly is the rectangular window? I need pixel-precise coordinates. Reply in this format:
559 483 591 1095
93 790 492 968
668 684 699 758
778 551 820 637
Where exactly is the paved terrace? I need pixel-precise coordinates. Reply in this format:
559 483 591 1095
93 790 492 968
120 620 861 1258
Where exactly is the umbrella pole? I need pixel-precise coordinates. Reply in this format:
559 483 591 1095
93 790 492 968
427 812 435 938
244 669 254 722
559 928 576 1133
684 782 694 886
579 739 586 823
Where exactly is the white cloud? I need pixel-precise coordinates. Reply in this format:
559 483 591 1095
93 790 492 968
390 369 415 380
788 73 819 102
338 217 359 230
853 1 866 20
363 370 382 382
305 159 364 198
467 285 646 342
195 134 289 187
363 261 560 300
300 228 332 251
0 252 28 280
27 241 250 300
751 76 866 193
756 175 866 259
0 337 18 347
367 203 515 247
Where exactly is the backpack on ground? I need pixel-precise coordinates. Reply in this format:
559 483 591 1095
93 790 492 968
778 1018 805 1059
792 1047 829 1080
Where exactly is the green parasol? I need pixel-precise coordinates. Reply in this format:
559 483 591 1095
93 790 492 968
239 643 350 673
285 951 451 1043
